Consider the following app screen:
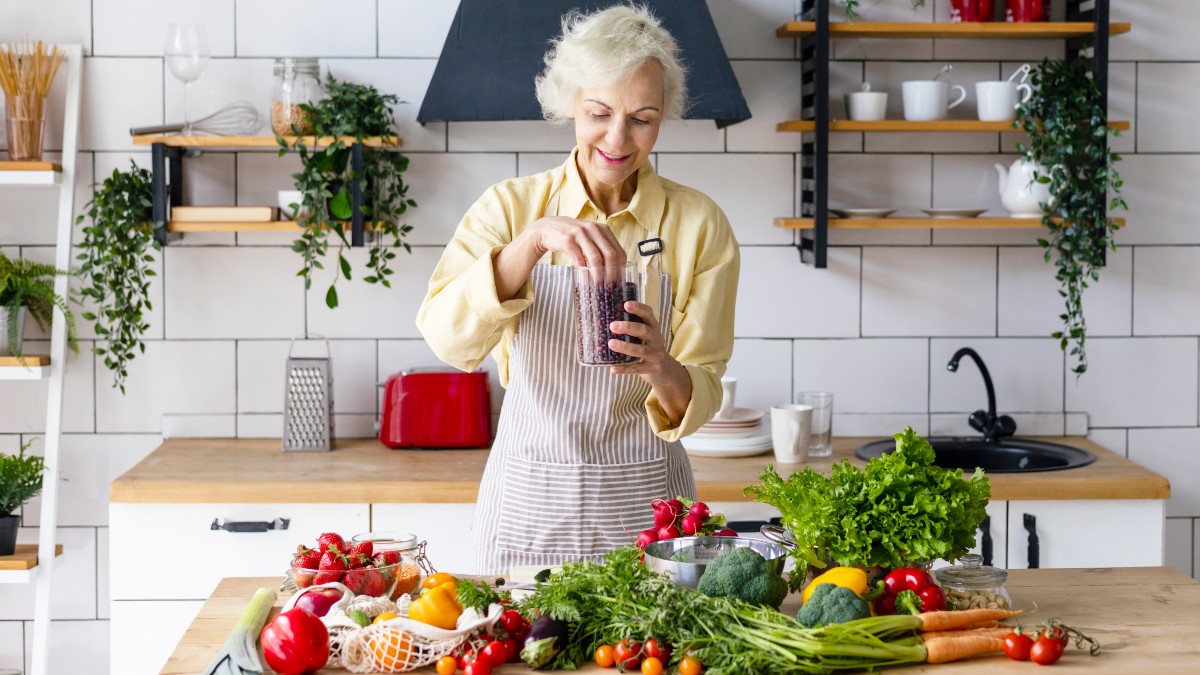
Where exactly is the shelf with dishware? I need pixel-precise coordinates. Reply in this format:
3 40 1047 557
776 119 1129 133
774 216 1126 230
164 219 387 233
776 21 1130 40
130 134 401 149
0 355 50 381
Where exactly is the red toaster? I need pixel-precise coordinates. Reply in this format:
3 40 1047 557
379 369 492 448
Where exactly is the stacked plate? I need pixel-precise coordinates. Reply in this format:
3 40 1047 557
682 408 772 458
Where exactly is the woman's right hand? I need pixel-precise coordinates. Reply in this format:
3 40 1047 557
527 216 627 267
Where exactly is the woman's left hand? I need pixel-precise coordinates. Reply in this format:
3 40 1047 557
609 301 693 423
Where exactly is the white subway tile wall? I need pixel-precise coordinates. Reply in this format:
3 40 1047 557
2 0 1198 668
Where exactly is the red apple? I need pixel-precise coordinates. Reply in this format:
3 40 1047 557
293 586 343 617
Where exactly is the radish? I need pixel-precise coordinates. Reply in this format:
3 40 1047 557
688 501 710 519
636 529 658 551
665 499 684 518
715 528 738 537
652 506 674 529
657 524 681 540
681 513 704 535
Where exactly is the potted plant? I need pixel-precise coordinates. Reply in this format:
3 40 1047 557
278 74 417 309
1015 58 1127 375
840 0 925 20
0 438 45 556
0 251 78 361
76 162 160 392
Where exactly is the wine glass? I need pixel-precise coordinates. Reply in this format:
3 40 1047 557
164 23 211 134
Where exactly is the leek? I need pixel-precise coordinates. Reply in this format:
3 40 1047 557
201 587 278 675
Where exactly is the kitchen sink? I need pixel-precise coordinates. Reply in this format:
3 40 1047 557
854 437 1096 473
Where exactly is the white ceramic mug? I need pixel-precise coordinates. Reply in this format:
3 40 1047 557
770 404 813 464
844 91 888 121
902 80 968 121
715 376 737 420
975 80 1033 121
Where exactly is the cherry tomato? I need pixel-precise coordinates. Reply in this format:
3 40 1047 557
1042 624 1070 647
436 655 458 675
918 585 947 612
678 655 703 675
641 656 664 675
463 659 493 675
614 639 642 669
499 609 525 635
874 594 897 615
503 637 520 662
1030 636 1064 665
458 650 476 671
1003 632 1034 661
481 641 508 667
643 638 670 662
594 644 616 668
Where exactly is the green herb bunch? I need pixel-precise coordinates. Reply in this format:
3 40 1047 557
746 427 991 590
0 251 78 360
1016 58 1127 375
280 74 416 309
76 163 160 393
0 439 46 517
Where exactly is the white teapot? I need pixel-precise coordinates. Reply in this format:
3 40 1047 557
994 159 1054 218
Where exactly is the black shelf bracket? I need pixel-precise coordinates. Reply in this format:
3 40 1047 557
1066 0 1111 267
797 0 829 268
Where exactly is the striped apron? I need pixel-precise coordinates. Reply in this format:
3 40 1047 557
467 184 697 575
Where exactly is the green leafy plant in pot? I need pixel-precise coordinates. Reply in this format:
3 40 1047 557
0 251 79 362
1015 58 1127 375
0 439 45 556
76 162 160 393
278 74 417 309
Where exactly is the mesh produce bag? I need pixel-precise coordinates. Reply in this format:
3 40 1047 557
334 599 503 673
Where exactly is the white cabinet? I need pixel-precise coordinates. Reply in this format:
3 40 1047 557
371 504 477 574
109 600 203 675
969 501 1009 569
1005 500 1165 569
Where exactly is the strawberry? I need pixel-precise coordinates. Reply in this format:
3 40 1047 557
349 541 373 559
317 532 346 554
313 570 344 585
293 547 321 571
319 550 347 572
343 568 367 594
361 568 388 597
374 551 402 567
347 553 371 570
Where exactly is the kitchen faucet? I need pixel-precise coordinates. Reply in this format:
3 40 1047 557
946 347 1017 443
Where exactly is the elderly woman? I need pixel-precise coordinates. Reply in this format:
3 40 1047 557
416 4 739 574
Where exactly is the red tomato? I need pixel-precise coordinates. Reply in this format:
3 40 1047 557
1042 624 1070 647
457 650 476 671
643 638 670 662
436 655 458 675
1030 636 1064 665
594 644 616 668
503 637 520 662
614 639 642 669
918 585 947 612
678 656 703 675
481 641 507 667
1003 632 1034 661
463 659 493 675
499 609 524 635
641 656 664 675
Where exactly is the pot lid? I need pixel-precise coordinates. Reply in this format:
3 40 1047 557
934 553 1008 588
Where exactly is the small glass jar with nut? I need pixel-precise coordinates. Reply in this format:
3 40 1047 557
271 57 322 136
934 553 1012 610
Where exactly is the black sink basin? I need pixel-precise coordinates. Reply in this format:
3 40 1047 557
854 437 1096 473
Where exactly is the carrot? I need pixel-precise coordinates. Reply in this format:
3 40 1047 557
918 608 1023 632
922 635 1006 664
920 627 1012 641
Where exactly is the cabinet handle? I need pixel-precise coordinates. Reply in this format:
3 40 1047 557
726 517 781 533
1023 513 1039 569
980 516 993 567
211 518 290 533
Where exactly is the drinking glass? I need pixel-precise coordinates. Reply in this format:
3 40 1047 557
795 391 834 458
164 23 211 134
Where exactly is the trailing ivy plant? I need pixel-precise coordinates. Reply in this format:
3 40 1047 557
76 163 159 393
1015 58 1127 375
0 438 45 517
840 0 925 21
0 251 78 361
278 74 416 309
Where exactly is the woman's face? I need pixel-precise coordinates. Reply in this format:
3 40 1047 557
573 60 664 193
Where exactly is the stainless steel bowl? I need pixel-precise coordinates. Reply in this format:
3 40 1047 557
643 536 787 589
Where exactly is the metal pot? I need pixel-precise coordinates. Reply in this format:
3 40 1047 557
643 535 787 589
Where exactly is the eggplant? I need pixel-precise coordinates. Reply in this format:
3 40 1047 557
520 614 569 669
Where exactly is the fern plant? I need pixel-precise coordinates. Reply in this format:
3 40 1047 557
0 251 78 361
0 438 45 517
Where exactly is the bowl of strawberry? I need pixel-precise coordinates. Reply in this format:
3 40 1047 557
290 531 422 600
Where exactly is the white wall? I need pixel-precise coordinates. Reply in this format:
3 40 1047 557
1 0 1198 670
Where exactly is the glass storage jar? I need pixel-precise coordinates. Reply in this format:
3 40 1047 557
271 57 321 136
349 531 432 598
934 553 1012 610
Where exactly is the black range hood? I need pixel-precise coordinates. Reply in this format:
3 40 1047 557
418 0 751 128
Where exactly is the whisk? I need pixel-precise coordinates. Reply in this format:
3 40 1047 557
129 100 262 136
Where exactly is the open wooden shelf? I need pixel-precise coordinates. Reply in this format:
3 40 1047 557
0 355 50 367
0 161 62 186
0 161 61 172
777 21 1131 39
778 119 1131 133
0 545 64 571
0 354 49 381
775 216 1127 229
166 220 385 233
132 135 402 149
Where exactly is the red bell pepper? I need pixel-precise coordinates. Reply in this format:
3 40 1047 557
260 607 330 675
874 567 947 615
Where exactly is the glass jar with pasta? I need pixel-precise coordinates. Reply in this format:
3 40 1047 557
271 57 321 136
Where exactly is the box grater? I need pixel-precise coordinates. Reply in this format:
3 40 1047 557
282 338 334 452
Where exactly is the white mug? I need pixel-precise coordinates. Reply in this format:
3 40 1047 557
715 376 737 420
770 404 813 464
975 80 1033 122
844 91 888 121
902 80 968 121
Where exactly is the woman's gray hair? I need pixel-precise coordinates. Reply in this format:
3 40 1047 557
534 3 687 122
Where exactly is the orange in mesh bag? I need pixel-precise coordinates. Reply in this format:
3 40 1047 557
335 601 504 673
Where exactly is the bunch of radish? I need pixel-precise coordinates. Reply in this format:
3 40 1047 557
637 497 738 550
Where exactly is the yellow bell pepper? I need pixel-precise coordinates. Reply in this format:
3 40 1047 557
801 566 869 605
407 581 462 630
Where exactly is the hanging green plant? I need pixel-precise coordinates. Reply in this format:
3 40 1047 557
278 74 416 309
1015 58 1127 375
840 0 925 21
0 251 78 361
76 162 160 393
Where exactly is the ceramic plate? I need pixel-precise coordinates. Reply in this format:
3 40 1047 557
830 208 896 219
692 424 764 437
682 433 773 458
920 208 987 219
701 408 764 425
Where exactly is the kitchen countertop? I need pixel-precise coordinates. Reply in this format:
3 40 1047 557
163 566 1200 674
110 436 1169 504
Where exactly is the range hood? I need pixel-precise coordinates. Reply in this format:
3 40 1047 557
418 0 752 128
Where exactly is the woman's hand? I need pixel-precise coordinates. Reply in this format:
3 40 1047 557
609 300 693 424
528 216 627 267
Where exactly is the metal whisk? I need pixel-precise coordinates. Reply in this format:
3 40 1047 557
129 100 262 136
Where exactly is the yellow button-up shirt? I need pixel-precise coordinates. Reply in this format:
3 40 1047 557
416 148 740 441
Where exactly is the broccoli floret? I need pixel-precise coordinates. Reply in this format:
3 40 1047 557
696 547 788 609
796 583 872 628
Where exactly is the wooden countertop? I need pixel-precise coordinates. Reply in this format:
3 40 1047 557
164 567 1200 674
110 436 1169 504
